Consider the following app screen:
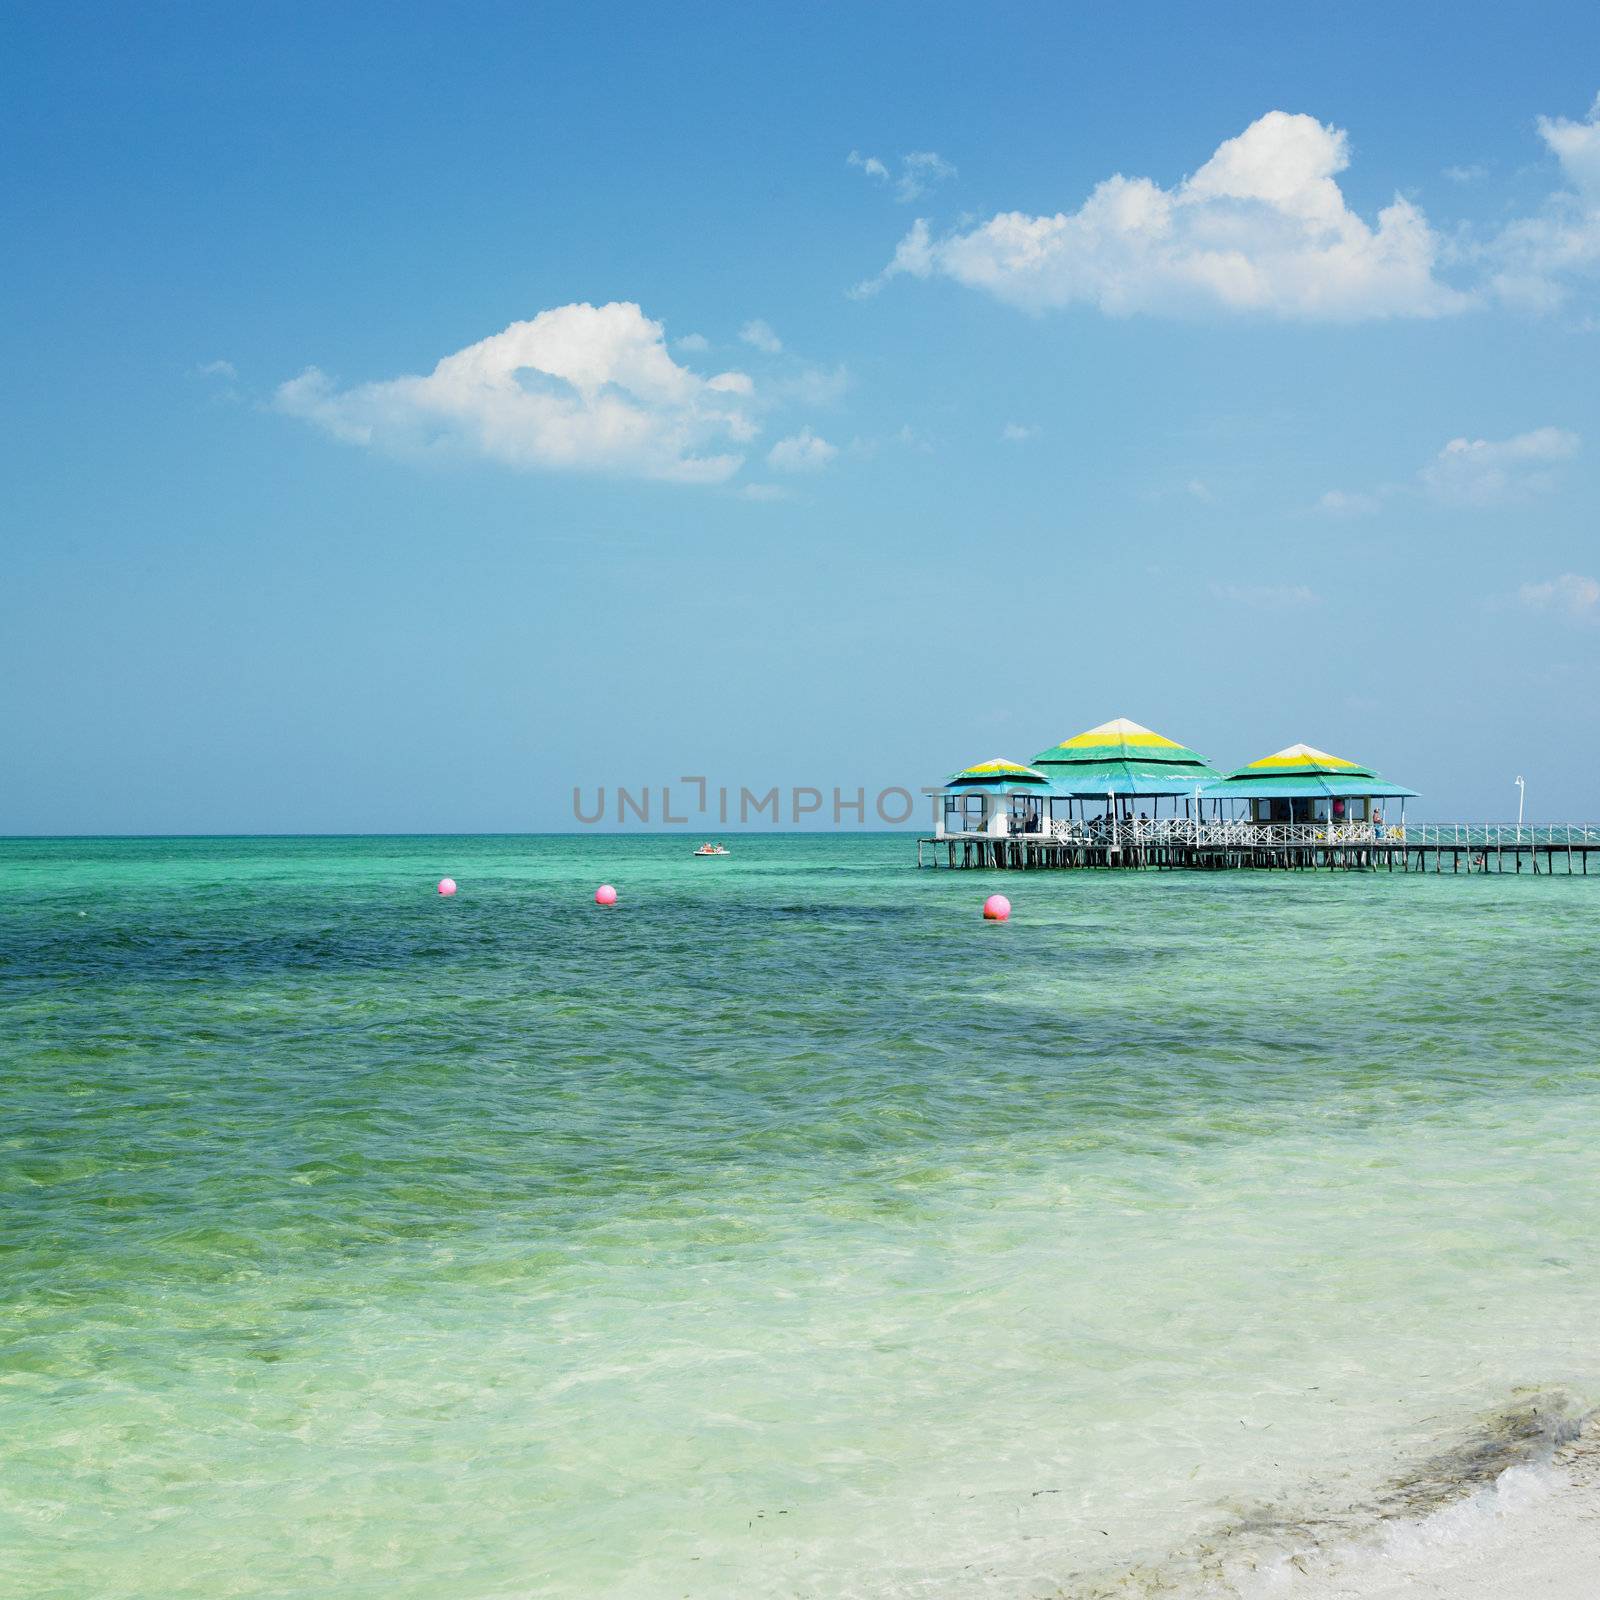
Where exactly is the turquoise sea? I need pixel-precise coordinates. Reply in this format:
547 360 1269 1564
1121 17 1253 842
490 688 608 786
4 834 1598 1598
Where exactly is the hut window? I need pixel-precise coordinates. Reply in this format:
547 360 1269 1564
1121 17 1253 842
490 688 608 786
1347 797 1369 821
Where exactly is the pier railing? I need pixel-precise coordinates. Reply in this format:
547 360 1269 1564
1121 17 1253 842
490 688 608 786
1044 818 1387 847
935 820 1600 848
1392 825 1599 847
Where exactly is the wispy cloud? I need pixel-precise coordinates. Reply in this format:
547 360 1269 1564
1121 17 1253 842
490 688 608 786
1519 572 1600 618
847 149 889 183
275 300 757 484
674 332 710 353
767 427 837 472
195 358 237 380
1211 582 1319 609
1315 488 1383 516
1484 93 1600 310
772 362 850 408
1444 163 1488 184
860 111 1468 318
1001 421 1039 442
849 148 957 203
738 318 783 354
894 151 956 202
1420 427 1579 506
1316 428 1579 514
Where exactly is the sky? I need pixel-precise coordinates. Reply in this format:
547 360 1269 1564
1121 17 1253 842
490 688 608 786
3 2 1598 832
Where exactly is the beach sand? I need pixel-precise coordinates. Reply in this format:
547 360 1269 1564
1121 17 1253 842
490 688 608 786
1223 1425 1600 1600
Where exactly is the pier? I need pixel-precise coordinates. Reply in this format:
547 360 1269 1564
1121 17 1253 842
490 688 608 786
925 720 1595 876
916 822 1600 873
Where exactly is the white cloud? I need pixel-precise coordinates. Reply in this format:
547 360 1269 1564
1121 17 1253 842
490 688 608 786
196 358 237 379
1186 478 1214 503
848 149 890 183
766 427 838 472
740 482 791 502
773 362 850 408
1420 427 1580 507
275 301 756 484
1211 582 1319 608
739 318 783 354
675 332 710 352
853 219 935 297
1542 94 1600 191
863 111 1468 319
1316 488 1383 516
1486 94 1600 308
849 148 956 202
1444 164 1488 184
1001 421 1039 442
1519 572 1600 617
895 151 956 202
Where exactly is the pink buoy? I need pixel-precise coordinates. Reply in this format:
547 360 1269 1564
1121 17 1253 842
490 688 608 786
437 878 457 897
982 893 1010 922
595 884 618 907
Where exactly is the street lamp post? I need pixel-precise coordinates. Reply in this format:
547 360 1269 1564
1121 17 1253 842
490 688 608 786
1515 775 1525 840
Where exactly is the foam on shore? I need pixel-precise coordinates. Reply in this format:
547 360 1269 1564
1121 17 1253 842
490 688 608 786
1161 1399 1599 1600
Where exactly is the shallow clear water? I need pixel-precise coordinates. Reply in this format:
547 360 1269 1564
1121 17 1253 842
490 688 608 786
3 835 1598 1598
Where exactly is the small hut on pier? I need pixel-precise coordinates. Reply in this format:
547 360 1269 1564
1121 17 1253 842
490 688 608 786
1206 744 1417 829
930 759 1053 838
1031 718 1221 825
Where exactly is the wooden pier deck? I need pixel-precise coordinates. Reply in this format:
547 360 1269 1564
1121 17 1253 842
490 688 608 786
916 823 1600 874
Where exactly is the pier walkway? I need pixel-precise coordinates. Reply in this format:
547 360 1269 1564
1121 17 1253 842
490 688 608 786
916 821 1600 873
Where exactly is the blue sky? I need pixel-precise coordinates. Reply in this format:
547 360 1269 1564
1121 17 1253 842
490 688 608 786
4 2 1598 832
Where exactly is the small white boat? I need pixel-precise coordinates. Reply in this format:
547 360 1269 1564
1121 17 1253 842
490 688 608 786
693 842 731 857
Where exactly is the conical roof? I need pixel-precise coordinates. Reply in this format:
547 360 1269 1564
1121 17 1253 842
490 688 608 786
1031 718 1220 795
1207 742 1417 799
1229 743 1373 778
944 757 1052 788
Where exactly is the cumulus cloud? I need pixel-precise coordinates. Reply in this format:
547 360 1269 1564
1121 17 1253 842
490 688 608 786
1487 94 1600 309
1519 572 1600 617
739 318 783 354
767 427 837 472
674 332 710 352
1420 427 1580 507
849 148 956 203
860 110 1468 319
275 302 757 484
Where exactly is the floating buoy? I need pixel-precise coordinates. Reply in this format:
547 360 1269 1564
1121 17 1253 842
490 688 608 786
595 884 618 907
438 878 457 897
982 893 1010 921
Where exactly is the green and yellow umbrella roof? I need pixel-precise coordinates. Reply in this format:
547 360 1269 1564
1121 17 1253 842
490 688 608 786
1231 742 1372 778
942 757 1053 791
1031 718 1220 795
1206 742 1417 798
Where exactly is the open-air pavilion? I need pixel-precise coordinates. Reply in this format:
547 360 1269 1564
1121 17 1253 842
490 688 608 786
1030 717 1221 827
918 723 1595 871
1204 743 1417 832
929 758 1054 839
